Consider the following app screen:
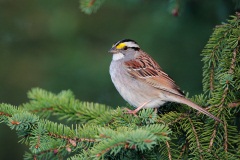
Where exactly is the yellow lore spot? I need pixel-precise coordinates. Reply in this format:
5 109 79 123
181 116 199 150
116 43 126 49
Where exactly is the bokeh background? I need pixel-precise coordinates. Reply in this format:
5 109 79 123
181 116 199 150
0 0 236 159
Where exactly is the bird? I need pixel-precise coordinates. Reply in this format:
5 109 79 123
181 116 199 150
109 39 221 122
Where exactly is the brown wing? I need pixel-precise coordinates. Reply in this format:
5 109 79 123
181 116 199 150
124 52 184 97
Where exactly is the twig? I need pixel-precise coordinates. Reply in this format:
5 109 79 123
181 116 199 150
166 141 172 160
223 117 228 152
33 146 65 160
96 142 136 157
0 112 11 117
228 101 240 108
178 143 187 160
229 48 237 74
169 113 188 125
48 132 97 143
208 122 218 151
188 117 203 160
210 65 214 91
88 0 96 7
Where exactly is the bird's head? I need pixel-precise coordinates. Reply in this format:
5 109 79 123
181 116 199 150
109 39 140 61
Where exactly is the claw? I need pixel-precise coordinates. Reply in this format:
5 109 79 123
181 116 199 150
123 100 152 117
124 108 138 117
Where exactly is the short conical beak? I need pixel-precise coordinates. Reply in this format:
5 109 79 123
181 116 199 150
108 47 117 54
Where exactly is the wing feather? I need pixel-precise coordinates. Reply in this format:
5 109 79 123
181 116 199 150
124 52 184 96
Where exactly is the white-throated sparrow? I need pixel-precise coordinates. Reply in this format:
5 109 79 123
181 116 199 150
109 39 221 122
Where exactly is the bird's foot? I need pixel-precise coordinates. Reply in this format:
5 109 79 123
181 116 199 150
123 108 138 117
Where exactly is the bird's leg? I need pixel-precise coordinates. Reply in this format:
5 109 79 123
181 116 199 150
154 108 158 113
125 100 151 116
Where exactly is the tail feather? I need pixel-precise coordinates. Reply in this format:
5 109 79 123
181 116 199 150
173 96 222 123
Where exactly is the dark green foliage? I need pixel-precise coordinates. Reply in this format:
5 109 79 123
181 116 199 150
199 13 240 160
1 13 240 160
22 88 112 124
0 90 170 159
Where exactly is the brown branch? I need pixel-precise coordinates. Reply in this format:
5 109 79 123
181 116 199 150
228 101 240 108
33 132 94 159
169 113 188 125
166 141 172 160
220 87 229 107
11 120 20 125
158 113 188 125
223 117 228 152
33 146 65 160
208 102 223 151
208 121 218 151
88 0 96 7
212 151 220 160
188 117 203 160
48 132 97 143
35 136 40 149
0 112 11 117
208 44 219 92
229 48 237 74
178 143 187 160
210 65 215 91
96 142 136 157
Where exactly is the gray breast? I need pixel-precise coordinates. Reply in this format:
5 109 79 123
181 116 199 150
109 60 165 108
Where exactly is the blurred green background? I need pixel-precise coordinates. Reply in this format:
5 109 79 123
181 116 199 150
0 0 236 159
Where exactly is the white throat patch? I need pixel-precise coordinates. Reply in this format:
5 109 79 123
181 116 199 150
112 52 124 61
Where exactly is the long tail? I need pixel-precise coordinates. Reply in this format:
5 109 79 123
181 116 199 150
173 96 222 123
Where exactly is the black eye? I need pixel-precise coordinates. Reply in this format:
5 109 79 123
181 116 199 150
123 46 128 50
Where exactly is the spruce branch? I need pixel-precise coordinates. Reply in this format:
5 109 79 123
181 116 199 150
183 117 203 160
208 121 219 151
0 104 98 159
22 88 112 124
159 111 188 125
188 118 202 155
210 65 215 91
223 117 228 152
228 101 240 108
91 124 170 158
178 143 187 160
200 13 240 159
1 98 172 159
165 141 172 160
